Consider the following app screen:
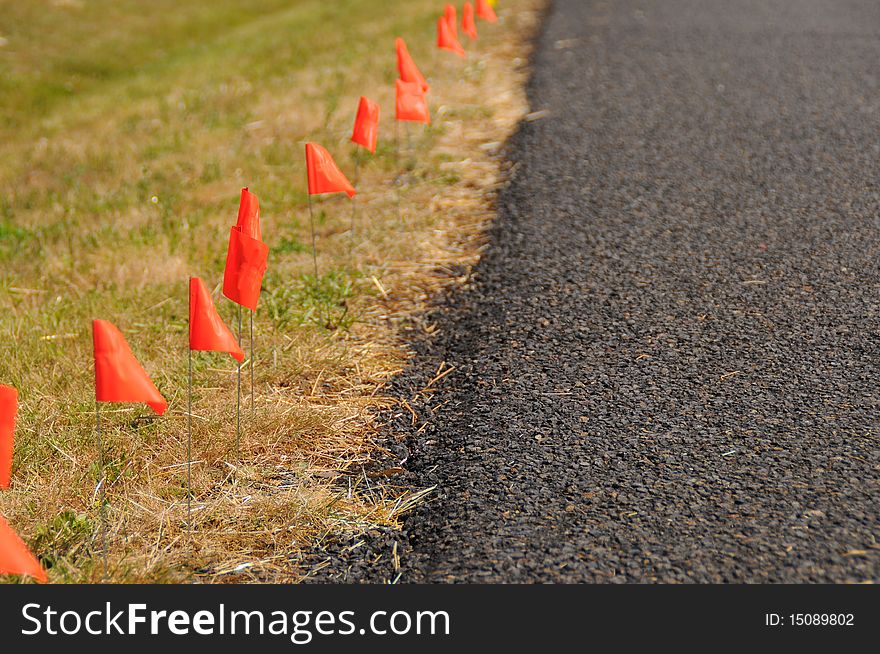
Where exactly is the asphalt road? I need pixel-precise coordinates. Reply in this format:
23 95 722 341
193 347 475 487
317 0 880 583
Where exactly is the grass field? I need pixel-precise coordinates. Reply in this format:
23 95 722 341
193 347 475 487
0 0 539 582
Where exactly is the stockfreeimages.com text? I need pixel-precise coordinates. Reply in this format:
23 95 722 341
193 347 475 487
21 603 450 644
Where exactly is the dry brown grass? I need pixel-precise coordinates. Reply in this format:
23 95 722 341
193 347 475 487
0 0 544 583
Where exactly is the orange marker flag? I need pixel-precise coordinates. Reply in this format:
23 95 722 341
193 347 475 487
223 226 269 311
395 37 429 93
0 385 16 490
236 187 261 242
190 278 244 362
0 515 46 583
396 79 430 124
93 320 168 416
351 96 380 154
462 2 478 40
477 0 498 23
224 188 269 311
437 15 466 58
305 142 357 198
444 4 458 39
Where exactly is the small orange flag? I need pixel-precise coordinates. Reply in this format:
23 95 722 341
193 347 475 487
93 320 167 416
444 4 458 39
462 3 478 40
437 15 466 58
0 515 46 583
351 96 380 154
305 142 356 198
477 0 498 23
190 277 244 363
236 187 261 242
223 226 269 311
225 188 268 311
396 37 429 93
0 385 16 490
396 79 430 124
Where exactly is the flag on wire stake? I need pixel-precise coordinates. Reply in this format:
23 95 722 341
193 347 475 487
223 190 269 461
305 142 357 277
0 515 46 583
232 188 263 415
463 2 478 41
92 318 167 580
477 0 498 23
0 385 16 490
349 96 380 258
395 37 429 225
437 14 466 58
396 37 429 93
187 277 243 532
394 79 430 225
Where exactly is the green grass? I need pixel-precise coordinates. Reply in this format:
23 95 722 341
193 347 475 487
0 0 530 582
0 0 443 395
263 271 358 331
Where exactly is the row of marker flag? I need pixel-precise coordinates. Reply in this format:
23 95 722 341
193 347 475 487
0 0 502 582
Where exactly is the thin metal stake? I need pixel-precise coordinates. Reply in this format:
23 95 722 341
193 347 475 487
186 346 192 532
404 122 416 189
95 401 108 581
308 194 319 278
395 120 402 224
235 303 242 459
249 309 254 411
350 149 360 261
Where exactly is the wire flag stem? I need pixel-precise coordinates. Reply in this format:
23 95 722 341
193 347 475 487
395 121 402 225
308 194 319 278
186 349 192 532
187 283 194 534
249 309 255 412
95 401 108 581
235 303 242 460
350 149 360 261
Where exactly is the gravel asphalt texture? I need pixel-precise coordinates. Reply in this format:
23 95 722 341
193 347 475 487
311 0 880 583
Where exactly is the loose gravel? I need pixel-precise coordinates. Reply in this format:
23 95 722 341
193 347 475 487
310 0 880 583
